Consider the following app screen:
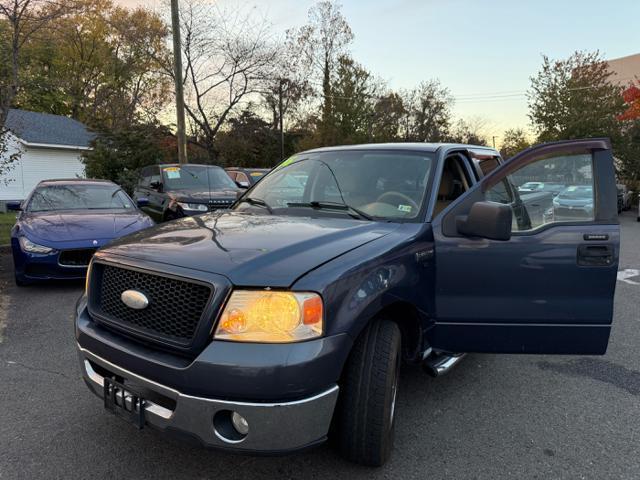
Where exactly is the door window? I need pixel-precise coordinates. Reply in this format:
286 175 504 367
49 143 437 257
236 173 249 184
434 156 471 216
484 153 595 232
149 166 161 187
138 167 151 187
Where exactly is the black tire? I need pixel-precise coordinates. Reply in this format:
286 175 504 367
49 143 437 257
334 318 401 466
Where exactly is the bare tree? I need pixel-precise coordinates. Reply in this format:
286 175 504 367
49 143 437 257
289 1 353 144
172 0 278 160
261 32 313 132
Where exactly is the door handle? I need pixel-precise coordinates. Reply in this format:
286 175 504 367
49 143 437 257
577 244 613 266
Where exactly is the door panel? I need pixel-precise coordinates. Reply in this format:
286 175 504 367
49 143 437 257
430 139 619 354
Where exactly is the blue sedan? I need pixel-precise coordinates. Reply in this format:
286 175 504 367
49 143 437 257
8 179 154 285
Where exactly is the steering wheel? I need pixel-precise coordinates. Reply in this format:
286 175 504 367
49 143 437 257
375 191 419 212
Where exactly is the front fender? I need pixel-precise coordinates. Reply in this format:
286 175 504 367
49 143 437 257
293 223 435 342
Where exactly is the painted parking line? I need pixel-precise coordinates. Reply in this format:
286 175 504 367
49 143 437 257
617 269 640 285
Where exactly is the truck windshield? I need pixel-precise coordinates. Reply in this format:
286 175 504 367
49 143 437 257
162 165 237 191
237 150 434 221
27 184 134 212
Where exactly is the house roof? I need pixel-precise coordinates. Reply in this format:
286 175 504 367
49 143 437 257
5 109 95 148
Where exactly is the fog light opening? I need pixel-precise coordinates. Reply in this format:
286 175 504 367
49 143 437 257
213 410 249 443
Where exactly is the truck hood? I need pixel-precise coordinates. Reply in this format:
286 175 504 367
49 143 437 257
103 211 399 287
19 210 153 244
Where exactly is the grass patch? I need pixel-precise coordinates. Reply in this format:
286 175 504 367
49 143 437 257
0 212 17 245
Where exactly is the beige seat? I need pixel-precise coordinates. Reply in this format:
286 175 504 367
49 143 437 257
434 170 454 216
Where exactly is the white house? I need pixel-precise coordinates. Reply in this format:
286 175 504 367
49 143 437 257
0 109 95 202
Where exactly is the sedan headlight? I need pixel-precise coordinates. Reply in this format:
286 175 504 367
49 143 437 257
177 202 208 212
19 237 55 254
214 290 323 343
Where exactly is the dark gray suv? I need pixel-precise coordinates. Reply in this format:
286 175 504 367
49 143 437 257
133 164 239 222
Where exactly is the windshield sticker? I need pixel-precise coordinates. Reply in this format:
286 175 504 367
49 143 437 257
276 155 298 170
398 204 412 213
250 172 264 177
164 167 181 179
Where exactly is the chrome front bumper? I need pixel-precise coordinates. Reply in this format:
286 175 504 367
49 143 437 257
78 346 339 453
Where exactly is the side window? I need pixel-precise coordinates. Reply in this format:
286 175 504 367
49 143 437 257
478 157 501 177
138 167 150 187
149 166 161 186
236 173 249 184
434 156 471 216
227 171 237 181
484 153 595 232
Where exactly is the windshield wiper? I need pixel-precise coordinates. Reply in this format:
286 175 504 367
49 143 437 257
238 196 273 214
287 201 374 221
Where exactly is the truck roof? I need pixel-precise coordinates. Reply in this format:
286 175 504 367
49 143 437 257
302 142 499 155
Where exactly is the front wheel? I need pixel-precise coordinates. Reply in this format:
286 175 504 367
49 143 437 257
334 318 401 466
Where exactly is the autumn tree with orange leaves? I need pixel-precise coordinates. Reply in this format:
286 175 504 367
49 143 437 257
616 81 640 186
619 84 640 121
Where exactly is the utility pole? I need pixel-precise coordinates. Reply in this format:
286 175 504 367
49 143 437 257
278 79 285 161
492 136 497 149
171 0 188 164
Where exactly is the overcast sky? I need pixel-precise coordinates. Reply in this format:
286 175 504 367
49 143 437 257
116 0 639 140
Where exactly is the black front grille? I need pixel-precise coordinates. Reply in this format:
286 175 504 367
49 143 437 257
208 199 234 211
94 264 212 344
59 248 96 266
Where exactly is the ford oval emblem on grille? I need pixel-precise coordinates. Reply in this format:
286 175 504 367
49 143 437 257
121 290 149 310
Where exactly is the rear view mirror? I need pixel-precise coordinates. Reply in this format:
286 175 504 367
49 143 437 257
456 201 512 241
137 197 150 207
6 201 22 211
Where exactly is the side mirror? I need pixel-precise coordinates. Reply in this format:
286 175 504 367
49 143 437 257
136 197 150 207
149 181 162 192
456 201 512 241
6 201 22 211
236 181 249 189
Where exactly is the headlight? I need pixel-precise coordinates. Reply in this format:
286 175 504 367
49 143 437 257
19 237 55 254
214 290 323 343
177 202 207 212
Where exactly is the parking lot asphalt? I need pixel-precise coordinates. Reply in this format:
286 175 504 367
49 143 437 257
1 213 639 480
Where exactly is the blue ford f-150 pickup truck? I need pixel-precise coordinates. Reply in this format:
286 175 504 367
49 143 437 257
75 139 619 466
